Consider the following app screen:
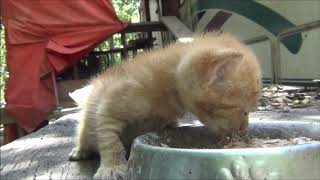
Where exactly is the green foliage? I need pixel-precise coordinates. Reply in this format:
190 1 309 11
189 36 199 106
0 25 8 104
112 0 140 22
97 0 141 67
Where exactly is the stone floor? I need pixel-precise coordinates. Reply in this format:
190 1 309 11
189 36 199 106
1 109 320 180
0 85 319 180
1 85 319 147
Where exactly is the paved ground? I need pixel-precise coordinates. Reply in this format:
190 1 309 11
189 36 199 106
1 85 320 147
0 85 319 179
1 109 320 180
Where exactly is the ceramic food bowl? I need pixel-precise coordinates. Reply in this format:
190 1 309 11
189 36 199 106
127 121 320 180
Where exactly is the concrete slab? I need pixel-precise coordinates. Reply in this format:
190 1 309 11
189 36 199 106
1 108 319 179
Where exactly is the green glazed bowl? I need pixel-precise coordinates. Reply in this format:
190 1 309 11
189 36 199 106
127 121 320 180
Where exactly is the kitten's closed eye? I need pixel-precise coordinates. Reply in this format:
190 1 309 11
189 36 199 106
244 112 248 116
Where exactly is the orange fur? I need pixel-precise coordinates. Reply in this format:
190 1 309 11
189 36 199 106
69 33 262 180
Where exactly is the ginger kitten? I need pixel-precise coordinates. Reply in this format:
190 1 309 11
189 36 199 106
69 33 262 180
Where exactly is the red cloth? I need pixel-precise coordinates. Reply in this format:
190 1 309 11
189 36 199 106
1 0 127 132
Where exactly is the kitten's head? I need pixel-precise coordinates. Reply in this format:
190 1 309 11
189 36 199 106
176 34 261 135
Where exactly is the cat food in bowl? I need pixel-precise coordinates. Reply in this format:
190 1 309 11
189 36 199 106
159 128 318 149
127 121 320 180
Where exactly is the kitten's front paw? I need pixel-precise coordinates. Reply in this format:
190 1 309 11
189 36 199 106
94 164 127 180
68 147 90 161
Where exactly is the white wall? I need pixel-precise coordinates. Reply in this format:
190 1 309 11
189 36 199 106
200 1 320 80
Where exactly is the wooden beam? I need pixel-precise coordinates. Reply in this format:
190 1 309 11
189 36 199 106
123 21 167 33
160 16 193 41
206 11 232 31
92 46 139 55
195 9 217 32
196 10 232 32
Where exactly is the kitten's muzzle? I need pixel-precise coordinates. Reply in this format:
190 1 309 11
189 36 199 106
214 119 248 135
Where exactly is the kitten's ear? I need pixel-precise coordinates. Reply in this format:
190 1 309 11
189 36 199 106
207 50 243 83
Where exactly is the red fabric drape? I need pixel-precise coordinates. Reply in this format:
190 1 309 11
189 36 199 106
1 0 127 132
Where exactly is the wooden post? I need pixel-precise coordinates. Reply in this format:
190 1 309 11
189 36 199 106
144 0 153 49
121 32 128 59
161 0 179 16
72 65 79 80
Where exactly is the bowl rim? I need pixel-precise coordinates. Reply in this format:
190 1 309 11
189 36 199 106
132 120 320 154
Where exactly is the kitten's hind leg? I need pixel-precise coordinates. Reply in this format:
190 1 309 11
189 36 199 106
69 110 94 161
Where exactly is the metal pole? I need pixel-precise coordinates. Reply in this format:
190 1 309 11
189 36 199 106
51 72 60 107
269 37 279 84
244 35 269 45
279 20 320 38
245 20 320 85
274 38 281 84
